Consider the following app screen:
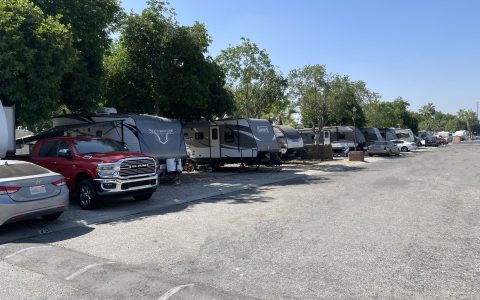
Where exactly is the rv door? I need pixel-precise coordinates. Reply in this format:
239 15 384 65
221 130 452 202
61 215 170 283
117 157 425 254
210 126 220 158
323 130 331 145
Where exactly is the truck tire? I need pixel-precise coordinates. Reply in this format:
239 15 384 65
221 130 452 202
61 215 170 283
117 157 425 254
134 192 154 201
41 212 63 221
77 179 100 210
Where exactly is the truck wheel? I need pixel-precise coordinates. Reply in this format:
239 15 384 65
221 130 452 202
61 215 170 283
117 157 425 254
134 192 154 201
77 179 100 210
41 212 62 221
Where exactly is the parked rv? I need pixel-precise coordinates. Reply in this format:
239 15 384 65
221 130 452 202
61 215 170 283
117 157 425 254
297 128 318 146
436 131 452 142
273 125 304 160
378 128 398 141
52 108 187 179
298 126 366 155
454 130 468 141
394 129 415 143
183 119 282 169
361 128 383 145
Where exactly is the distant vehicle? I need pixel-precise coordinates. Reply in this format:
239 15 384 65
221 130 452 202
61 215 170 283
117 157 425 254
454 130 468 141
418 130 435 146
391 140 418 152
424 136 438 147
394 129 415 143
436 136 448 145
436 131 452 142
0 101 69 225
367 141 400 157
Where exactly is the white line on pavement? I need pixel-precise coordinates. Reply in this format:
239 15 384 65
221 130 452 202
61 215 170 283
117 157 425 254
158 284 194 300
66 262 115 281
5 246 53 259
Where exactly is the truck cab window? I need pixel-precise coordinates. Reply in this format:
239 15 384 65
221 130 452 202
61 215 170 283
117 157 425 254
38 140 59 157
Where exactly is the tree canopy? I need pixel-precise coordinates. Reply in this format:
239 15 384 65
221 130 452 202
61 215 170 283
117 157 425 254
103 1 232 121
216 37 287 119
0 0 75 129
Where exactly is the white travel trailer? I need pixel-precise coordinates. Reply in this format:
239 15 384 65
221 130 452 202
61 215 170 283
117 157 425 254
394 128 415 142
52 109 187 178
454 130 468 141
361 127 383 145
183 119 281 168
0 103 15 156
273 125 304 159
0 101 9 158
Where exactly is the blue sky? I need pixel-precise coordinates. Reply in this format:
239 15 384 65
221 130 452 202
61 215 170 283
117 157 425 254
121 0 480 114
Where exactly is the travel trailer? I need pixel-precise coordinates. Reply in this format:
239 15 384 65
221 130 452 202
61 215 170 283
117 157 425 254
361 128 383 145
273 125 304 159
454 130 468 141
0 103 15 156
52 109 187 178
298 126 366 154
378 128 398 141
394 128 415 143
0 102 9 158
183 119 281 168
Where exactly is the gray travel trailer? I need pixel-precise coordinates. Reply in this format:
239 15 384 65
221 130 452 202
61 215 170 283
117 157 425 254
378 128 398 141
0 103 15 156
273 125 304 160
183 119 281 168
52 109 187 178
394 128 415 142
361 127 383 145
298 126 366 154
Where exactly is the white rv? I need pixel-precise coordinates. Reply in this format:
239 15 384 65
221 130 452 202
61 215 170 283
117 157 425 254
394 128 415 143
183 119 281 169
52 109 187 178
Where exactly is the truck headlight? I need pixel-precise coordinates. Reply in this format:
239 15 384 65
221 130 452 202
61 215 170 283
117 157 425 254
97 163 121 178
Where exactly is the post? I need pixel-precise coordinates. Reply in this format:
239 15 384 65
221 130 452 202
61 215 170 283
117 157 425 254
352 107 357 151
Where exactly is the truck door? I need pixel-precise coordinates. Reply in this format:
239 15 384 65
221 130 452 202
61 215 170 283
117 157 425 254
323 130 331 145
32 140 60 172
210 126 220 158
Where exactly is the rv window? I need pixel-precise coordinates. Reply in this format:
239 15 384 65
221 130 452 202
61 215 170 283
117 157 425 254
38 140 59 157
211 128 218 140
224 128 234 143
195 132 204 140
324 131 329 138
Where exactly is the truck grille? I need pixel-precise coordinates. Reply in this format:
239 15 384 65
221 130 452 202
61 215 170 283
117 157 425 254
119 158 156 177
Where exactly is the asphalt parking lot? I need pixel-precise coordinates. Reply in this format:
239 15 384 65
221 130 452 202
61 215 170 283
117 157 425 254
1 143 479 299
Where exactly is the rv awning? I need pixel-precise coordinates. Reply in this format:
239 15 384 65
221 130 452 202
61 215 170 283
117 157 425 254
16 121 119 145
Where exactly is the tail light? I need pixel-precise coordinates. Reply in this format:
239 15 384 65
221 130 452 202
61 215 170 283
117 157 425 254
52 178 66 186
0 186 21 195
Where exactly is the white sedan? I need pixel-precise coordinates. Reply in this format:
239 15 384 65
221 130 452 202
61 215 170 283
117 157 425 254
391 140 418 152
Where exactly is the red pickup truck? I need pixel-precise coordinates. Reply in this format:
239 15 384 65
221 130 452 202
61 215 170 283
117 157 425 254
29 136 158 210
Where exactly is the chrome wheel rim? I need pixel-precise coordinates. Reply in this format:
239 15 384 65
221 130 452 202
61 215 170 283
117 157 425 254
79 185 92 206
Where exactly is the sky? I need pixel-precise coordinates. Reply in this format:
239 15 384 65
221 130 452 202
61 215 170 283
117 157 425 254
120 0 480 115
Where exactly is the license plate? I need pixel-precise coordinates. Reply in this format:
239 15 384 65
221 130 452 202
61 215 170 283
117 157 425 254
30 185 46 195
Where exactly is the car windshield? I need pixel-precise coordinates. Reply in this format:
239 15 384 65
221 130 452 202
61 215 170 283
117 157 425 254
73 139 126 155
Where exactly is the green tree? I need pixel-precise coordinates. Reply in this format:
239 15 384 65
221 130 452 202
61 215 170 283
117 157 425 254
216 37 287 118
0 0 75 129
457 109 478 134
103 1 232 120
327 75 366 127
33 0 122 112
418 102 437 131
288 64 329 129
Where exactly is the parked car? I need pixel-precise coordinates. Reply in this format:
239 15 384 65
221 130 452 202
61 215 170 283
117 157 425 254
436 136 448 145
0 160 69 225
391 140 418 152
424 136 438 147
367 141 400 156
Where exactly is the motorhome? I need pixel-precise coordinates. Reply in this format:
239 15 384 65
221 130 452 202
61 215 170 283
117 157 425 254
394 128 415 142
361 128 383 145
183 119 281 169
273 125 304 159
52 109 187 179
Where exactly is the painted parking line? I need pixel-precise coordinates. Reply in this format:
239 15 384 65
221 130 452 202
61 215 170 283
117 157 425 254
66 262 115 281
5 246 53 259
158 283 194 300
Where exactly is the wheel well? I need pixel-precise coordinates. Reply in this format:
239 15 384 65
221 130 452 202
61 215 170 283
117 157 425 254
75 173 93 188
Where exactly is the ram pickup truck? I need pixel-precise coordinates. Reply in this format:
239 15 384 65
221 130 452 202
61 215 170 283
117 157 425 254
28 136 158 210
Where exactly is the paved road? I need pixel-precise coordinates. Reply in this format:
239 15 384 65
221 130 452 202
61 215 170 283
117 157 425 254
1 144 479 299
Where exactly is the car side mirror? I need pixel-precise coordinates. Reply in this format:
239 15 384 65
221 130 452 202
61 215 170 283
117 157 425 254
58 148 73 159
